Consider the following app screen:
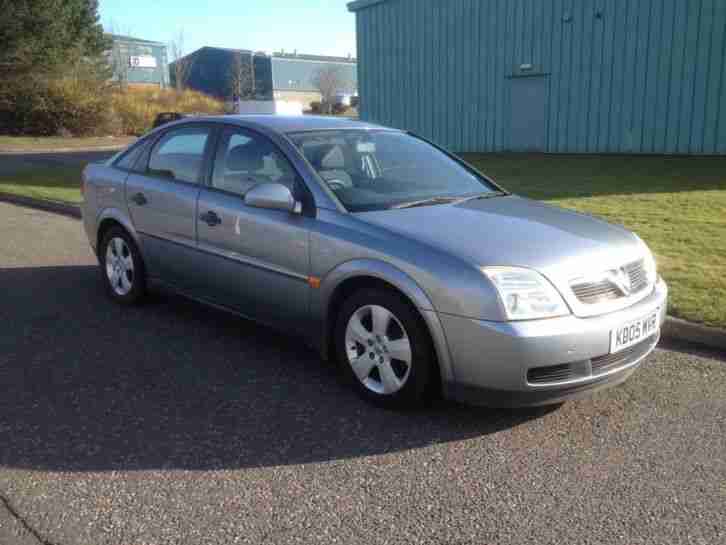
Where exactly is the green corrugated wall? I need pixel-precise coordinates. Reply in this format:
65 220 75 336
352 0 726 154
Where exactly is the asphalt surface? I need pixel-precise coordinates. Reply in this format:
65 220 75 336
0 200 724 545
0 151 116 176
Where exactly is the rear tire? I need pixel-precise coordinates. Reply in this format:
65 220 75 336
334 288 436 410
99 227 146 305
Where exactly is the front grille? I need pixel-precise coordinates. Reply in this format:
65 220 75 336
571 280 621 303
624 260 650 293
571 259 650 305
527 332 659 386
591 332 659 375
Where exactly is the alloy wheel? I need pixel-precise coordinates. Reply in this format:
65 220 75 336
105 237 134 296
345 305 412 395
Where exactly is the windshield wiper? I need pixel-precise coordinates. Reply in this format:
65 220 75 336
393 191 508 210
451 191 509 205
392 196 461 209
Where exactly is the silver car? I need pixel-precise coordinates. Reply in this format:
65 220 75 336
81 116 667 409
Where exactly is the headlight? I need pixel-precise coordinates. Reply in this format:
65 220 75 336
643 250 657 284
634 235 658 284
482 267 570 321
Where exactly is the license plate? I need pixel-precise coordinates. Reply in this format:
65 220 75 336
610 308 660 354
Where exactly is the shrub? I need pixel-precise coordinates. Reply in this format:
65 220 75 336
309 101 322 114
332 103 349 115
110 87 226 135
0 78 225 136
0 75 115 136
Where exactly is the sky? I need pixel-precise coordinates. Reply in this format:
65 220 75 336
99 0 357 58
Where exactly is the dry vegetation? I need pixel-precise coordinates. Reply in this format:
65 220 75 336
1 76 225 137
110 87 225 135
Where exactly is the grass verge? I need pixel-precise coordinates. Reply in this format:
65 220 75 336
0 164 83 204
462 153 726 329
0 136 134 152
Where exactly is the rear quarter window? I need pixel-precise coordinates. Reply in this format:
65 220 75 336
114 141 147 172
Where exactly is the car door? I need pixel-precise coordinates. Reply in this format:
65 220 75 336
125 124 213 290
196 125 313 332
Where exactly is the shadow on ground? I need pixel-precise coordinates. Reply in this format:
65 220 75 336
0 265 554 472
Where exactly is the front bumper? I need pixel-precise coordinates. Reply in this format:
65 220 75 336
440 277 668 407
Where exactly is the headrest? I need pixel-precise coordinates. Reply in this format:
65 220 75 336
320 145 345 169
304 143 345 169
227 143 266 171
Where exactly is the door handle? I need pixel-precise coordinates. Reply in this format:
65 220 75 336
200 210 222 227
131 192 147 206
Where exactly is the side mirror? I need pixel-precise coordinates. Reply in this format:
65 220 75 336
245 183 301 213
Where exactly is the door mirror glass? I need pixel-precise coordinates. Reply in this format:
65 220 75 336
244 183 299 213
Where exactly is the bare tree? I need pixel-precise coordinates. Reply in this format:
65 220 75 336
228 51 255 101
169 30 193 91
311 65 350 114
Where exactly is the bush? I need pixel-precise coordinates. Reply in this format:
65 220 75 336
0 77 225 137
110 87 226 135
0 75 116 136
309 101 322 114
332 103 349 115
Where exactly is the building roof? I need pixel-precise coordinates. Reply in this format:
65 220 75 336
107 34 166 47
194 46 254 55
184 47 355 64
273 52 356 64
347 0 388 12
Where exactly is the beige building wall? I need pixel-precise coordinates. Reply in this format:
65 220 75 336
273 90 322 111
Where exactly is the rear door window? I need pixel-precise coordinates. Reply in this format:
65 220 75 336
148 127 211 184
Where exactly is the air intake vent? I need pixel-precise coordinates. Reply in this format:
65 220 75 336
527 360 589 385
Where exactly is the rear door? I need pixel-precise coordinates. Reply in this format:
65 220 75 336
125 124 213 289
195 125 312 332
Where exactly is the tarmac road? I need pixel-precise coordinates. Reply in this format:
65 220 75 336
0 150 116 176
0 201 724 545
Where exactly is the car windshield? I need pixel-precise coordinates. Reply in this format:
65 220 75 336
288 130 501 212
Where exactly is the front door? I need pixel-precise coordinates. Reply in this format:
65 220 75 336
509 76 547 152
125 124 213 289
196 126 311 332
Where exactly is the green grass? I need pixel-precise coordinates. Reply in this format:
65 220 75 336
0 164 84 204
0 136 134 152
461 153 726 329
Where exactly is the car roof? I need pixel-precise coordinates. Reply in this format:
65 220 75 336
190 114 395 134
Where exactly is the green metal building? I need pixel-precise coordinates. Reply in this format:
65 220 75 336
348 0 726 154
108 34 169 88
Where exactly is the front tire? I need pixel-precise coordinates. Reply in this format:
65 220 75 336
100 227 146 305
334 288 436 409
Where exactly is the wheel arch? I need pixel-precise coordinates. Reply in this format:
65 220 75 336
318 259 456 385
95 208 140 260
